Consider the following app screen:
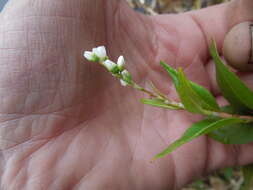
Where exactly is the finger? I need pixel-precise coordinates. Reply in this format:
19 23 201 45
222 21 253 71
188 0 253 53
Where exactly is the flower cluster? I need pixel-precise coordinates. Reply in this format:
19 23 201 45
84 46 132 86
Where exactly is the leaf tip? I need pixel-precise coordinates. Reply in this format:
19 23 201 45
150 156 159 163
209 38 218 57
140 98 145 104
160 61 167 69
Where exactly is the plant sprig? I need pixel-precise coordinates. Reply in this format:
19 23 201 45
84 39 253 190
84 41 253 161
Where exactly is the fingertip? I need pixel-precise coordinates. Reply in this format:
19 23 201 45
222 22 253 71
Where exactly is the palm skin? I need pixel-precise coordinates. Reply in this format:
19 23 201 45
0 0 253 189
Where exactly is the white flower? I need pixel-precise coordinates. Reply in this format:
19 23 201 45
121 69 132 83
121 69 130 77
117 56 125 70
103 60 117 71
84 51 97 62
93 46 107 60
120 79 128 86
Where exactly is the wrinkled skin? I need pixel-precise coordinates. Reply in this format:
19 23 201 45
0 0 253 189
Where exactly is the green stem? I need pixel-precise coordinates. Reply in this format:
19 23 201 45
133 82 253 121
132 83 156 97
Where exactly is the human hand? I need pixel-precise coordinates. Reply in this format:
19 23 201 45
0 0 253 189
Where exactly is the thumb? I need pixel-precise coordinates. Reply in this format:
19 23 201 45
229 0 253 25
188 0 253 53
221 0 253 71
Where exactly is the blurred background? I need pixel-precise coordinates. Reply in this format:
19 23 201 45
0 0 8 11
127 0 230 14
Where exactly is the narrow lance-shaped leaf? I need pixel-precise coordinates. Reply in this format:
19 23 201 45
190 82 219 111
160 61 179 86
160 61 219 112
208 122 253 144
140 98 181 110
153 117 244 160
177 68 207 113
210 40 253 111
209 105 253 144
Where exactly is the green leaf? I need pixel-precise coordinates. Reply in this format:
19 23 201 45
210 40 253 111
220 105 240 115
190 82 219 111
208 122 253 144
240 164 253 190
208 105 253 144
160 61 179 86
160 61 219 112
177 68 207 113
141 98 181 110
153 117 243 160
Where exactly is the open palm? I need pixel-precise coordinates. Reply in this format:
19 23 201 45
0 0 253 189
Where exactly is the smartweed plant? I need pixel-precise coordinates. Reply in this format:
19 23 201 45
84 40 253 189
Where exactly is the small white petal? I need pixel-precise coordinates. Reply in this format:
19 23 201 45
93 46 107 59
120 79 128 86
96 46 107 58
92 48 99 55
121 69 130 77
117 56 125 69
104 60 117 71
121 69 132 83
84 51 94 61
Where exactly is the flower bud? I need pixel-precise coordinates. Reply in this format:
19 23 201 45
84 51 98 62
93 46 107 60
121 69 132 83
117 56 125 70
120 79 128 86
103 60 119 74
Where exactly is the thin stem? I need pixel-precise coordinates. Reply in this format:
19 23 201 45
148 81 169 100
212 112 253 122
131 82 253 122
132 83 156 98
131 82 184 110
107 65 253 122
